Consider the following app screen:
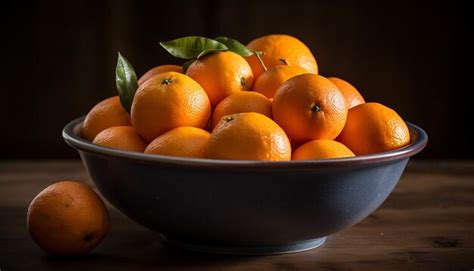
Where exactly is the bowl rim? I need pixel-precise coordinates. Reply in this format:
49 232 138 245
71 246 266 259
62 116 428 169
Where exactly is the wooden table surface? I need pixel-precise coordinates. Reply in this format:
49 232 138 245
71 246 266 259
0 160 473 271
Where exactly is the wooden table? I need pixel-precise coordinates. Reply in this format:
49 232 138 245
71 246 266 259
1 160 473 270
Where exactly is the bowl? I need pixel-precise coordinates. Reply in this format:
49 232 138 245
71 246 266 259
63 117 427 255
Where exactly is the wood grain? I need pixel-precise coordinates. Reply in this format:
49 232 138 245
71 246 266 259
0 160 473 270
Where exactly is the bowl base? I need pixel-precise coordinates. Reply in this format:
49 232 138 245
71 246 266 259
160 235 327 255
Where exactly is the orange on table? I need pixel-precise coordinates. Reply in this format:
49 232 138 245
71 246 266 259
292 139 355 160
27 181 108 255
253 64 308 99
82 96 131 141
272 74 348 143
93 126 147 152
131 71 211 142
145 126 210 158
211 91 272 128
208 112 291 161
246 34 318 78
327 77 365 109
138 64 183 85
186 51 254 107
337 102 410 155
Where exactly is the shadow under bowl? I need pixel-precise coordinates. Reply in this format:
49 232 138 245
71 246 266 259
63 117 427 255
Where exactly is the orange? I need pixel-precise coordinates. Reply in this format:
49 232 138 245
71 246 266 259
272 74 348 143
327 77 365 109
131 71 211 142
246 34 318 78
27 181 108 255
145 126 210 158
138 64 183 85
292 140 355 160
253 64 308 98
211 91 272 128
208 112 291 161
337 103 410 155
186 51 254 106
82 96 131 141
93 126 147 152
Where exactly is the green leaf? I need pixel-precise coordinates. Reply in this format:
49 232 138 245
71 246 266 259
214 36 254 57
159 36 228 59
182 59 195 73
115 52 138 113
196 48 227 59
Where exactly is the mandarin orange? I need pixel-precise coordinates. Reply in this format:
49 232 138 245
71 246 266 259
27 181 108 255
131 71 211 141
211 91 272 128
82 96 131 141
208 112 291 161
186 51 254 106
138 64 183 85
272 74 347 143
337 102 410 155
327 77 365 109
246 34 318 78
145 126 210 158
253 64 308 99
93 126 147 152
292 139 355 160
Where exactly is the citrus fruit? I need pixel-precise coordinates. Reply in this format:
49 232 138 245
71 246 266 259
337 102 411 155
93 126 147 152
327 77 365 109
145 126 210 158
186 51 254 106
82 96 131 141
292 139 355 160
27 181 108 255
211 91 272 128
208 112 291 161
246 34 318 78
253 64 308 98
131 71 211 142
138 64 183 85
272 74 347 143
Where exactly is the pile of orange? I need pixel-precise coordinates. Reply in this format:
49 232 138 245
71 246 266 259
27 34 412 257
83 34 410 161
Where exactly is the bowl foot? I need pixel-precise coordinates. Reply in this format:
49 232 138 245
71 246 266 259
160 235 327 255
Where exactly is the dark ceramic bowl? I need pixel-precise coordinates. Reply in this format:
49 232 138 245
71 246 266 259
63 117 427 255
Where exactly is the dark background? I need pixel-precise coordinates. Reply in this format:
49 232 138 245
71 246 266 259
2 0 473 159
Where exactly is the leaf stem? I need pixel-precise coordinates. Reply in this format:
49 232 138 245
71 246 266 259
254 51 268 72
